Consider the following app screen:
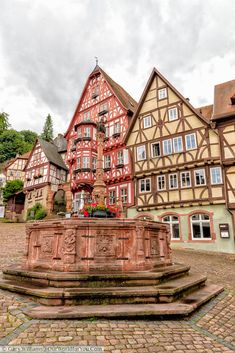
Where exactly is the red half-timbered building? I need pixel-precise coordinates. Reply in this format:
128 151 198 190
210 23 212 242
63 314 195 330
23 138 69 218
65 65 137 211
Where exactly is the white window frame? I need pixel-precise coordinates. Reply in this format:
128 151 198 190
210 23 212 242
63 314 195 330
168 107 178 121
83 111 91 121
173 136 183 153
158 88 167 100
120 188 128 204
84 127 91 138
163 139 172 155
157 175 166 191
151 142 161 158
104 155 111 169
195 169 206 186
137 145 146 161
162 215 180 240
117 151 124 165
180 171 191 188
185 133 197 150
109 190 116 205
114 122 121 134
191 213 211 240
143 115 152 129
169 173 178 189
139 178 151 193
82 156 90 169
92 157 97 170
210 167 222 185
100 102 108 112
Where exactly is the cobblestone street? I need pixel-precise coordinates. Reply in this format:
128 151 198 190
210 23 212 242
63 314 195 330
0 223 234 352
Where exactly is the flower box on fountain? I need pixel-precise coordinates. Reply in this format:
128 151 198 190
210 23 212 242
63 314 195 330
80 203 120 218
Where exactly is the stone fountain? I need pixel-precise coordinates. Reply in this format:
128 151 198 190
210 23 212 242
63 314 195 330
0 121 223 319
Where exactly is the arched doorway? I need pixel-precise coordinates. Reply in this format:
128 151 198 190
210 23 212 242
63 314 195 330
53 189 66 213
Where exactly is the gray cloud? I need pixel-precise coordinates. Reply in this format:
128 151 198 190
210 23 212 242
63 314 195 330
0 0 235 134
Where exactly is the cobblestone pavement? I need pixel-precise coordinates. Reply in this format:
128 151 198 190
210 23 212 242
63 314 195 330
0 223 234 352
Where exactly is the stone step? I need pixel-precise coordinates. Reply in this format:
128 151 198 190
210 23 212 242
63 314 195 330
0 273 206 306
24 284 224 319
3 263 190 288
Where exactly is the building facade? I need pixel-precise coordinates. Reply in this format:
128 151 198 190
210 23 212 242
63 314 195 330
23 138 70 219
65 65 137 212
4 152 30 182
125 68 235 253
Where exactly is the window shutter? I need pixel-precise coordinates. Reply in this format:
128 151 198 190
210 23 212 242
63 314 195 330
123 149 129 165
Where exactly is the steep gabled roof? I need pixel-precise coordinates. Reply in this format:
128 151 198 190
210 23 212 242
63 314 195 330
4 151 31 170
212 79 235 121
124 67 210 144
65 65 137 137
196 104 213 121
38 138 68 171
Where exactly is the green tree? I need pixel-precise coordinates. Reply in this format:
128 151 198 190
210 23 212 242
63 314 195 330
0 130 30 163
20 130 38 145
41 114 53 141
3 179 23 202
0 112 10 134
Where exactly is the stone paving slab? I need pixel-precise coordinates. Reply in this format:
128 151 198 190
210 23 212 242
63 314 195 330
0 223 234 352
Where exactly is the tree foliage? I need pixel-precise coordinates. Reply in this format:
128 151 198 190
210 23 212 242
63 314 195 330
0 112 11 134
41 114 53 142
3 179 23 202
27 203 47 220
20 130 38 145
0 130 30 163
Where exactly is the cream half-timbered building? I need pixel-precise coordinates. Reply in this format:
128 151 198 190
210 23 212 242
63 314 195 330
65 65 136 211
4 152 30 182
23 138 68 219
125 68 235 253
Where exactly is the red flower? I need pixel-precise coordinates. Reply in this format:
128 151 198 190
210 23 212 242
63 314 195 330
84 211 89 217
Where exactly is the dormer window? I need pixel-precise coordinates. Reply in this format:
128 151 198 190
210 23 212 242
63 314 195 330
92 86 99 99
83 111 91 121
231 94 235 105
99 102 109 116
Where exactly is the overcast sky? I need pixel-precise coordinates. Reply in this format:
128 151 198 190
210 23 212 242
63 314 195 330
0 0 235 136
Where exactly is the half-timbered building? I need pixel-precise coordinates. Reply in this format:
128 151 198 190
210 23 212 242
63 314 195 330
23 138 69 219
4 152 30 182
65 65 137 212
125 68 235 253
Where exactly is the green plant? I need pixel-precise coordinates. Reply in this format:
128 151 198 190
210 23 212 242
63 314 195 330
27 202 47 221
3 180 23 202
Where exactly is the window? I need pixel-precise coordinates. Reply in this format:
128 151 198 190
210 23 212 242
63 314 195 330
157 175 166 190
195 169 206 186
210 167 222 185
77 157 81 169
92 86 99 98
163 139 172 155
185 133 197 150
109 190 116 205
93 128 97 141
143 115 152 128
83 156 90 169
137 145 146 161
100 102 108 112
105 125 109 138
84 127 91 138
152 142 161 157
181 171 191 188
163 215 180 239
92 157 97 170
114 122 120 134
158 88 167 100
104 155 111 169
83 111 91 121
120 188 127 204
168 107 178 121
169 174 178 189
191 214 211 239
117 151 124 165
139 178 151 193
173 136 183 153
